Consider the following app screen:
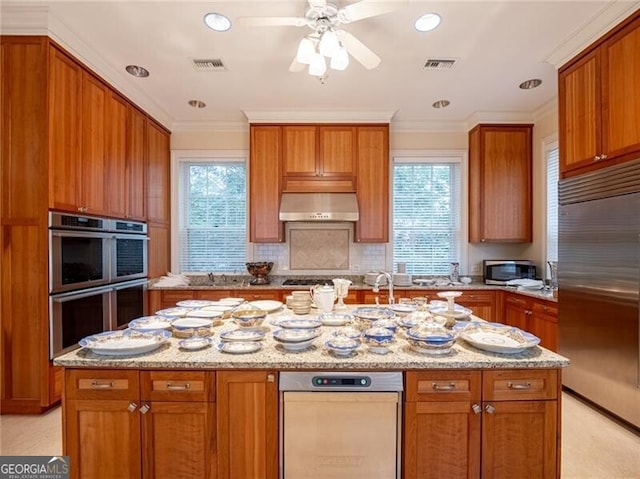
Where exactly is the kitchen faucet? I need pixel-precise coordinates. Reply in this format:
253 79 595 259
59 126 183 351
372 271 395 305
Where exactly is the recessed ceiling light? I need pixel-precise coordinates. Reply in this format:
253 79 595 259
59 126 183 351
125 65 149 78
519 78 542 90
188 100 206 108
432 99 450 109
415 13 441 32
204 12 231 32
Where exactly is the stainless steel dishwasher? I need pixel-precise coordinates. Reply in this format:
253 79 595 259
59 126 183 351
279 371 403 479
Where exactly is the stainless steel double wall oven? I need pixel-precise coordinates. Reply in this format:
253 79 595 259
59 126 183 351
49 212 148 358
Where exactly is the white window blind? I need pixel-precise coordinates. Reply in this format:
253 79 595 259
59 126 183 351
178 161 246 272
546 146 559 262
393 159 462 274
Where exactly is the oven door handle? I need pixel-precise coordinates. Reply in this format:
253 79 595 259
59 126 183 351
50 285 115 302
50 230 112 239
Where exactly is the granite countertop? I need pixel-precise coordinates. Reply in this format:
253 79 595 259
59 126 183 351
54 307 569 370
148 275 558 302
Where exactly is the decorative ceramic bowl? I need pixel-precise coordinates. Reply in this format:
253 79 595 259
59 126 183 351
406 322 457 354
325 337 359 356
231 305 267 328
363 326 395 345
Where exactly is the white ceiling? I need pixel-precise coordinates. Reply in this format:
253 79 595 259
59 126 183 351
2 0 640 131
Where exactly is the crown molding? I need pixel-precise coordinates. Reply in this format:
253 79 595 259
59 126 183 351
464 111 535 129
532 98 558 123
0 4 49 34
545 1 640 68
390 120 468 133
171 121 249 133
242 109 396 124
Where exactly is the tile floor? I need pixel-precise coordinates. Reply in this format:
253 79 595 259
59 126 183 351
1 391 639 477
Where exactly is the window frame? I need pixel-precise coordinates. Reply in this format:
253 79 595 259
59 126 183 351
389 149 469 274
543 136 559 265
171 150 249 273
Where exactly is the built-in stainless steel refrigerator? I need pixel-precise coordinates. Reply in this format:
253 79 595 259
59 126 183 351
558 158 640 429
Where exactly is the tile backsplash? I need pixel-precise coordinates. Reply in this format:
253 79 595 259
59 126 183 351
251 223 386 275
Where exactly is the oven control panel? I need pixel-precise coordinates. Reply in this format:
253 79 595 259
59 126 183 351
312 376 371 388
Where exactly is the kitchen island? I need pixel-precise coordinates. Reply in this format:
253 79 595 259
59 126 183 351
54 306 568 479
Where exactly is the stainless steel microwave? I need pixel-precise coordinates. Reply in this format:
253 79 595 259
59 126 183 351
483 260 537 285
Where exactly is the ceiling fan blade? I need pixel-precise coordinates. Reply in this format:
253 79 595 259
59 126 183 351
235 16 308 27
338 0 407 24
289 57 306 73
336 30 381 70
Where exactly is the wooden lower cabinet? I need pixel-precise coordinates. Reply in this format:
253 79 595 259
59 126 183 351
216 370 278 479
64 369 216 479
504 293 558 351
404 369 560 479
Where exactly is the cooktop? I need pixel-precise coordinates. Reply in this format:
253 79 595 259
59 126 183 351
282 279 334 286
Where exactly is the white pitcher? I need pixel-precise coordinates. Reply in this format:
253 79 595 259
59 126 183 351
310 285 336 313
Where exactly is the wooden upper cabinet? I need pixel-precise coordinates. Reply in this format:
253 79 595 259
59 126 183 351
250 125 284 243
80 72 109 215
559 11 640 178
106 91 128 218
146 119 171 224
48 45 82 212
318 126 356 177
282 125 317 176
355 125 389 243
126 106 147 221
468 124 533 243
281 125 356 192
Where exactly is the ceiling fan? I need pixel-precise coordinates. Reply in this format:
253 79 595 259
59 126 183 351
237 0 406 78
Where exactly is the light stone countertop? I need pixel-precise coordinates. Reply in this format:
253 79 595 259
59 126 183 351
148 275 558 302
54 307 569 370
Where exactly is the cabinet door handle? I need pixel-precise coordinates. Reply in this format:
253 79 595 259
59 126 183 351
91 380 115 389
139 404 150 414
507 381 531 390
165 383 191 390
267 374 276 383
485 404 496 414
601 154 608 160
431 382 456 391
127 402 138 413
472 403 482 414
594 155 602 161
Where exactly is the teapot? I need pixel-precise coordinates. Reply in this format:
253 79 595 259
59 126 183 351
310 285 336 313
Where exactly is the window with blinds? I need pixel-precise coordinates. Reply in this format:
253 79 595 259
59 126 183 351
393 158 462 274
546 145 559 262
178 161 247 272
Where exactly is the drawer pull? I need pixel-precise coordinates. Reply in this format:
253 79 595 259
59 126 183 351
431 382 456 391
267 374 276 383
472 403 482 414
507 381 532 390
139 404 150 414
91 380 115 389
165 383 191 390
127 402 138 413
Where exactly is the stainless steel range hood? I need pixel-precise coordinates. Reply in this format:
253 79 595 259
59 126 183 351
279 193 359 222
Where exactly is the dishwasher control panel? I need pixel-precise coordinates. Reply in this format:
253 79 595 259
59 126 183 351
312 376 371 388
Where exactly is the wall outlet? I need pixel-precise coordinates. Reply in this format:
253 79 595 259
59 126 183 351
471 264 481 273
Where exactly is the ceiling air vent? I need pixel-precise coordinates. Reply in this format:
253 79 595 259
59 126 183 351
423 58 457 70
191 58 227 72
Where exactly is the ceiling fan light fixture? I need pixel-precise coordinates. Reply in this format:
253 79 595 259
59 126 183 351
415 13 441 32
330 46 349 71
204 12 231 32
319 29 340 57
296 37 316 64
309 53 327 77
